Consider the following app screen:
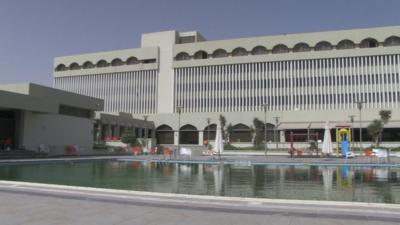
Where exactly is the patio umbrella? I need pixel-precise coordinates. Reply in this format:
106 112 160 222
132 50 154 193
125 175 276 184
322 122 333 155
213 121 224 155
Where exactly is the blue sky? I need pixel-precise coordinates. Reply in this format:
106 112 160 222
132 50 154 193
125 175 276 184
0 0 399 86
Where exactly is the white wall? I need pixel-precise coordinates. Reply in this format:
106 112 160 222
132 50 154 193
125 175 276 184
20 112 94 155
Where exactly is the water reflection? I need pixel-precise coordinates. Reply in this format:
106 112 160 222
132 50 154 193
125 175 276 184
0 161 399 203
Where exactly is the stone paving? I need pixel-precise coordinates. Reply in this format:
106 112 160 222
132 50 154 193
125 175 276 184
0 181 399 225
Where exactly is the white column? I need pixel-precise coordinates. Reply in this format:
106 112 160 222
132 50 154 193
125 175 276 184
198 131 204 146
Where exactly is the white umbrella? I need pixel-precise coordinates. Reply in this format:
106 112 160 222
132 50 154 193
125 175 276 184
322 122 333 155
213 121 224 155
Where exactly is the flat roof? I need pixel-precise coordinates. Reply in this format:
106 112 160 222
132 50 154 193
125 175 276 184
0 83 104 113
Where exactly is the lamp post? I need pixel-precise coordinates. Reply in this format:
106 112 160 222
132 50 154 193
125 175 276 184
206 117 211 148
177 106 183 159
274 117 280 150
356 101 363 156
262 103 268 157
143 115 148 148
349 115 355 152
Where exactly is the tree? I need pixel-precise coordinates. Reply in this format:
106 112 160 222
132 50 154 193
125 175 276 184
121 132 137 147
379 110 391 125
219 114 227 139
366 110 391 147
226 123 233 143
252 117 264 149
367 120 383 147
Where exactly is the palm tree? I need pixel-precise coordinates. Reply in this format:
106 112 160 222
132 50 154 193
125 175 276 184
379 110 392 144
367 120 383 147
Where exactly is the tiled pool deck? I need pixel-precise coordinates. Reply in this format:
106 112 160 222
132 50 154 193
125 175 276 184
0 180 400 225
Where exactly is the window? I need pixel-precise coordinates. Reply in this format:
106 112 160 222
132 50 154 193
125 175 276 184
96 60 108 68
175 52 190 61
82 61 94 69
337 40 355 50
360 38 378 48
212 49 228 58
59 105 92 118
55 64 67 71
251 46 267 55
69 63 80 70
194 50 208 59
384 36 400 47
231 47 248 57
315 41 333 51
111 58 124 66
272 44 289 54
126 57 139 65
293 42 311 52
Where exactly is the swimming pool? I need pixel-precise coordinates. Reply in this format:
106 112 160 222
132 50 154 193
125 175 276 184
0 159 399 203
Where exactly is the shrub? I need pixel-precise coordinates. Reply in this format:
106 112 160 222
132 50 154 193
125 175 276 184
121 132 137 145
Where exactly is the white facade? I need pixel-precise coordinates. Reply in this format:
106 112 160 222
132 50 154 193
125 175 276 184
53 26 400 145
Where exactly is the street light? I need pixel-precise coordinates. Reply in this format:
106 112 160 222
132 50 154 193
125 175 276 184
143 115 149 148
349 115 355 152
206 117 211 148
176 106 183 159
356 101 363 156
261 103 269 157
274 116 280 150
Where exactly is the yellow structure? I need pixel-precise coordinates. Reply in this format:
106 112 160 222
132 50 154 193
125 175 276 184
335 126 351 157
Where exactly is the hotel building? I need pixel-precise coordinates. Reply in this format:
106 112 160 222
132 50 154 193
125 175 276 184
53 26 400 147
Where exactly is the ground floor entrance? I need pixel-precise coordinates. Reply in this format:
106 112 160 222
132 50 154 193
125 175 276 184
0 110 17 150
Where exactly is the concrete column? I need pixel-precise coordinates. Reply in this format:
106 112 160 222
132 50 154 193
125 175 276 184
174 131 179 146
280 130 286 142
198 131 204 146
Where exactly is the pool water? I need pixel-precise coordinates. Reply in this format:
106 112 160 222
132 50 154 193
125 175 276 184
0 160 399 204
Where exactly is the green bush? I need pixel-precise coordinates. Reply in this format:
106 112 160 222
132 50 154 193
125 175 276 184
121 132 137 145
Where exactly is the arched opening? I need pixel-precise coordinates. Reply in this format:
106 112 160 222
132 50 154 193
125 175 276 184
212 49 228 58
156 125 174 144
180 124 198 145
384 36 400 47
336 39 355 50
193 50 208 59
293 42 311 52
111 58 124 66
203 124 217 141
360 38 378 48
314 41 333 51
231 47 248 57
272 44 289 54
82 61 95 69
251 46 267 55
55 64 67 72
126 57 139 65
230 124 252 142
96 60 108 68
175 52 190 61
69 63 80 70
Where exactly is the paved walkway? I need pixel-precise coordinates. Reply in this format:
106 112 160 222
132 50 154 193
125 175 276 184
0 181 399 225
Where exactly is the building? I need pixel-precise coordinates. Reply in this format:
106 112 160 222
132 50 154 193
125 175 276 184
0 83 103 154
53 26 400 147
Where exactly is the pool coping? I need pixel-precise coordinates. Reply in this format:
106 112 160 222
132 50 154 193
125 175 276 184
0 155 399 167
0 180 399 211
